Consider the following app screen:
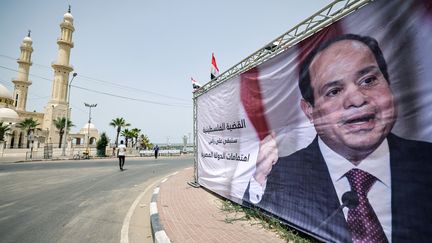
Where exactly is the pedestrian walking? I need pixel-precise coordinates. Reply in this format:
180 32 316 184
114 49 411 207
154 145 159 159
117 140 126 170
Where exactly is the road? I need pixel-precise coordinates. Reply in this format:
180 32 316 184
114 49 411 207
0 156 193 243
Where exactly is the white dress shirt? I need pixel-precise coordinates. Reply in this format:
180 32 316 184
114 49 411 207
248 138 393 242
319 137 392 242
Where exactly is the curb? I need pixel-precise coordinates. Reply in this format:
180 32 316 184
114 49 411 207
150 174 177 243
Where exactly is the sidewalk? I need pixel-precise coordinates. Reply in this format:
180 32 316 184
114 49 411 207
0 155 97 164
0 155 30 163
153 167 286 243
0 154 153 164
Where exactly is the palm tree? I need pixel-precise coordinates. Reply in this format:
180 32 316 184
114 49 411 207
139 134 150 150
121 128 134 147
0 122 11 141
130 128 141 148
17 118 40 135
17 118 40 148
53 117 74 148
109 118 130 147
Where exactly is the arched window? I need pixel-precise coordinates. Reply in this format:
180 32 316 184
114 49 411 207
10 131 16 148
18 132 23 148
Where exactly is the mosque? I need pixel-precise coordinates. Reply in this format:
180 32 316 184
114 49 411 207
0 7 100 156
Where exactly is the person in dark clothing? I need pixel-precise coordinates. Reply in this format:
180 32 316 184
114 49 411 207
154 145 159 159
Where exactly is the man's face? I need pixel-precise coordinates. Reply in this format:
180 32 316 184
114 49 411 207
301 40 396 161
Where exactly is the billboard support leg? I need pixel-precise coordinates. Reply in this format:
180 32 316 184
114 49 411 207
188 95 200 188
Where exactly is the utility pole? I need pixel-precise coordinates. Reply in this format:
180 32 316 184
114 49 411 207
84 102 97 157
61 72 77 156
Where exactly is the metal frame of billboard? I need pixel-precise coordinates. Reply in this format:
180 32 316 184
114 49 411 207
191 0 372 185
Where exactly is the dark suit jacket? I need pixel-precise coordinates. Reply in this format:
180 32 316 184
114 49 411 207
246 133 432 243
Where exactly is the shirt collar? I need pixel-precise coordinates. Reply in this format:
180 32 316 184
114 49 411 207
318 137 391 187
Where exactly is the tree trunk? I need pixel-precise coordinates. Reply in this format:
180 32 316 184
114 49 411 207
59 132 63 148
115 127 120 147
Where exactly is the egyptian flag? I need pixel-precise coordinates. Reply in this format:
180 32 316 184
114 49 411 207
210 53 219 80
191 77 201 89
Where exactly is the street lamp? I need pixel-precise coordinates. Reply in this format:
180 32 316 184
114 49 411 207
61 72 77 156
28 129 34 159
84 102 97 156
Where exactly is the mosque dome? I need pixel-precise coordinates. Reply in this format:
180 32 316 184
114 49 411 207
0 84 14 108
0 108 19 124
23 36 32 44
0 84 13 100
82 122 96 130
79 122 99 134
64 12 74 23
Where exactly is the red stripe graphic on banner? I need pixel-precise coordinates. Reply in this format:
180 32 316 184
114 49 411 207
298 22 344 66
241 23 343 142
240 67 269 141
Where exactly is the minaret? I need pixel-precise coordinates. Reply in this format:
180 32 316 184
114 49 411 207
43 6 75 144
12 30 33 111
50 5 75 104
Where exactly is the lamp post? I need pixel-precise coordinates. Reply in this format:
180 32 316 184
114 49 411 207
84 102 97 156
28 129 34 159
61 72 77 156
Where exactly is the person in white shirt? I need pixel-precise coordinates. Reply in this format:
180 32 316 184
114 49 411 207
245 34 432 243
117 140 127 171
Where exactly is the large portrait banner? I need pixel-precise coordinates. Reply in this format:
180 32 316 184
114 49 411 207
196 0 432 242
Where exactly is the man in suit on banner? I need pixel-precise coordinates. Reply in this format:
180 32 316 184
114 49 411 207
245 34 432 243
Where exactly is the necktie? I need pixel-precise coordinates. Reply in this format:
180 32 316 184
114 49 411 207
345 168 388 243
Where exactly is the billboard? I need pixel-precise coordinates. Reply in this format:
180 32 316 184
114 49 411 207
195 0 432 242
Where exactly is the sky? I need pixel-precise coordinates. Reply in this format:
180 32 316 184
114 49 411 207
0 0 332 144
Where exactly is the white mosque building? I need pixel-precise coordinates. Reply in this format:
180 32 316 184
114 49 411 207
0 7 100 156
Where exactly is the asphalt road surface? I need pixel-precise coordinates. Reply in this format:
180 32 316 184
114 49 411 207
0 156 193 243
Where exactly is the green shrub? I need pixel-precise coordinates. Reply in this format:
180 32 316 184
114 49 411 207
96 132 109 157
